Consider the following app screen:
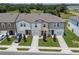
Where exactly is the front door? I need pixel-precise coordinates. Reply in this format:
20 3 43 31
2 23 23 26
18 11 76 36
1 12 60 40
41 31 43 35
25 30 28 35
51 30 54 35
9 30 14 35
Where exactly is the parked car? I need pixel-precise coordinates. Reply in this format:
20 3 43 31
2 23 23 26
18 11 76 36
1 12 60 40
15 33 22 43
0 33 6 41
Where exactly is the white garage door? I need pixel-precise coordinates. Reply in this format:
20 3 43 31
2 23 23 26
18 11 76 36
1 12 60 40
32 30 40 36
0 31 7 34
55 29 64 36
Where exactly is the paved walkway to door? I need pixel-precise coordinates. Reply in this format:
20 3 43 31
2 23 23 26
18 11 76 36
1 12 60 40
52 35 73 53
28 35 39 52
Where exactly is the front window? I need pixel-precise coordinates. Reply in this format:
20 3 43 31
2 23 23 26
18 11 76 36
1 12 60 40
77 22 79 26
8 23 11 27
2 23 5 29
54 24 56 27
43 24 46 27
57 23 59 27
24 23 26 27
20 23 23 27
35 24 37 27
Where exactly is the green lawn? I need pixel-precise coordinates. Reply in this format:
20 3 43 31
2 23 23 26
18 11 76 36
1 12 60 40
60 13 75 19
39 36 60 47
39 49 61 52
19 36 32 46
17 48 29 51
71 50 79 53
69 10 79 13
64 27 79 47
0 47 8 50
0 37 14 45
7 10 19 13
31 9 43 13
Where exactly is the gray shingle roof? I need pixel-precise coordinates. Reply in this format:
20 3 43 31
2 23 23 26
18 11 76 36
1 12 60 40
0 13 18 22
70 16 79 22
16 13 64 22
0 13 64 22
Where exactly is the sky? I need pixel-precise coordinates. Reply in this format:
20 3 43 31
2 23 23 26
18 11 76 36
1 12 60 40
0 0 79 3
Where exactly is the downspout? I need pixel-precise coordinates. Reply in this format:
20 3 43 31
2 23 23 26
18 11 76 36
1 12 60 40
15 13 19 35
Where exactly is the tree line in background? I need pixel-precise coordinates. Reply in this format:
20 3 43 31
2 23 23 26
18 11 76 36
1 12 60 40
0 3 68 17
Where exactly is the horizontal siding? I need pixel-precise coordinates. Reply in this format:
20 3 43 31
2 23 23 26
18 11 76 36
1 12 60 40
31 23 42 30
16 21 31 34
68 22 79 37
0 22 16 30
48 29 64 35
69 19 79 27
48 22 64 30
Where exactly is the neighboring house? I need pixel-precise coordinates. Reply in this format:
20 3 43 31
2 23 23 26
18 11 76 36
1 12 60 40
0 13 64 36
67 6 79 10
0 13 18 35
67 16 79 37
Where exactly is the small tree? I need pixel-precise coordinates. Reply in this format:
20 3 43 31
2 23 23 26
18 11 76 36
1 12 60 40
18 33 22 42
53 34 56 42
64 32 66 36
23 34 27 42
43 32 47 42
6 34 10 41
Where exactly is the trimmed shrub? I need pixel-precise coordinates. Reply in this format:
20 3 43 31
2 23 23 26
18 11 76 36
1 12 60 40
6 34 10 41
53 34 57 42
23 34 27 42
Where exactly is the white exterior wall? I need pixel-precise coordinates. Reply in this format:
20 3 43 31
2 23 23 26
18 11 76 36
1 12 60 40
67 22 79 37
31 23 42 35
16 21 31 34
31 23 42 30
54 29 64 36
48 22 64 36
49 29 64 36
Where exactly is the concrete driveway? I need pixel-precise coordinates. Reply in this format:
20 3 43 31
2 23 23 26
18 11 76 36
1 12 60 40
56 36 73 53
7 35 28 51
6 41 18 51
28 35 39 52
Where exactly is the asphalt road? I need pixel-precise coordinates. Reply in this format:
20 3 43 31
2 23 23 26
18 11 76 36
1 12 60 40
0 51 77 55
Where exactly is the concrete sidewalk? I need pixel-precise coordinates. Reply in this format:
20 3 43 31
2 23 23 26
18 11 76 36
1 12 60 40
28 35 39 52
